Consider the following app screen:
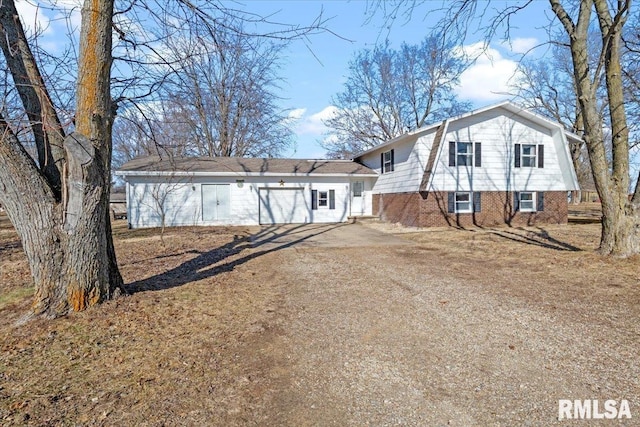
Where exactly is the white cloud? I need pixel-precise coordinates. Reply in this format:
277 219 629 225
294 106 337 136
15 1 52 34
288 108 307 121
506 37 539 55
455 42 520 104
13 1 82 52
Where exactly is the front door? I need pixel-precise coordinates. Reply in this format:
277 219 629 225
202 184 230 221
351 181 365 216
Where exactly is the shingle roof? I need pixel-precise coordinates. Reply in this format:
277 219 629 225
117 156 377 176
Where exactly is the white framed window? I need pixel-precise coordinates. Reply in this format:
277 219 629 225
455 192 472 213
383 150 394 173
518 192 535 212
457 142 473 166
521 144 536 167
312 189 335 210
318 191 328 207
449 142 481 167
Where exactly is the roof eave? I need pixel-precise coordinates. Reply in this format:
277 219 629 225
115 170 378 178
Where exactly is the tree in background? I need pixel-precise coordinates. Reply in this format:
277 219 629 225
323 36 471 158
161 19 294 158
112 16 295 166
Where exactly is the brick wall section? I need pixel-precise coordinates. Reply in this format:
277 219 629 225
373 191 568 227
373 192 422 227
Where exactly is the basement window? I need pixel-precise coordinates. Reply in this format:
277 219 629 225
455 192 472 213
518 192 535 212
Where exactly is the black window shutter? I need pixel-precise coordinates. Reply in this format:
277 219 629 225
474 142 481 167
329 190 335 210
380 153 384 174
311 190 318 210
537 191 544 211
514 144 521 168
447 192 455 213
514 192 520 211
390 149 395 171
449 142 456 166
473 192 481 212
538 144 544 168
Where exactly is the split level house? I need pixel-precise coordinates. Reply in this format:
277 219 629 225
116 102 580 228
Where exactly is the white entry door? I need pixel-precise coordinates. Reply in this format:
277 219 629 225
259 188 308 224
202 184 230 221
351 181 365 216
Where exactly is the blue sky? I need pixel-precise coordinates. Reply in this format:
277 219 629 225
17 0 554 159
238 0 554 158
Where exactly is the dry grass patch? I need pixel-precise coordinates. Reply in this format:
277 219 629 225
1 215 288 425
1 208 639 425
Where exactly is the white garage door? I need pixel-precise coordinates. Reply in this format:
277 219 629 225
259 188 309 224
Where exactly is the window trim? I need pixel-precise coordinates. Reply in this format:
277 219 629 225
318 191 329 207
454 192 473 214
456 142 473 167
311 189 336 210
521 144 537 168
382 149 394 173
515 143 544 168
353 181 364 197
518 191 536 212
449 141 481 167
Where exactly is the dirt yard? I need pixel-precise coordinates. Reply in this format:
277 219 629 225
1 204 639 426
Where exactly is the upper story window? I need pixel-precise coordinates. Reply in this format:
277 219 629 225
449 142 481 167
521 144 536 167
457 143 473 166
381 149 395 173
515 144 544 168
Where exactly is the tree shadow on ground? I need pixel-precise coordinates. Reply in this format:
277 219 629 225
488 227 582 252
126 223 347 293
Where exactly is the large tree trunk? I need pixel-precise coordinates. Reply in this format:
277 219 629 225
551 0 639 256
0 0 124 319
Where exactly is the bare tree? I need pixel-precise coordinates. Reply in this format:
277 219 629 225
0 1 328 319
323 36 471 158
160 19 294 158
111 13 298 166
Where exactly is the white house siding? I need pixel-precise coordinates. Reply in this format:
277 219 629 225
357 128 438 194
429 109 577 193
126 175 375 228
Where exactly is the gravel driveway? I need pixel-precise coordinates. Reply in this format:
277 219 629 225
239 223 639 426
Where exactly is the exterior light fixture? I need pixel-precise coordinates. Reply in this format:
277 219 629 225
236 179 244 188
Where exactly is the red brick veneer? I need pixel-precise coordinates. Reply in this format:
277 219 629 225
373 191 568 227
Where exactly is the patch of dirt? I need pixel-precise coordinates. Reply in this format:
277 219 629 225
1 211 639 425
